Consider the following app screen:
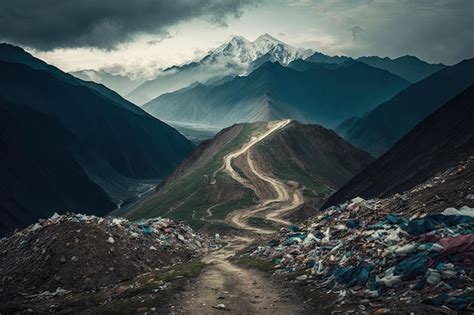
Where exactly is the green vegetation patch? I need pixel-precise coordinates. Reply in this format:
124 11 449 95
256 138 331 197
130 122 268 229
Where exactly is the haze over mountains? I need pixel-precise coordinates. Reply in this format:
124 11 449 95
70 69 144 96
74 34 446 108
0 44 193 236
126 34 313 105
143 59 409 129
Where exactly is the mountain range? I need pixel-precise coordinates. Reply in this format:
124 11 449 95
126 34 313 105
304 53 445 82
121 34 445 106
356 55 445 83
143 59 409 129
0 44 193 236
325 85 474 208
339 58 474 156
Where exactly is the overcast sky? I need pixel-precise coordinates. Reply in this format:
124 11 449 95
1 0 473 77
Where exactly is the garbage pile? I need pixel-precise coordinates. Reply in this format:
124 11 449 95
247 197 474 311
0 213 208 301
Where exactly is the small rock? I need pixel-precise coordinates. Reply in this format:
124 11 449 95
106 237 115 244
60 257 66 263
212 304 230 311
71 256 78 262
296 274 308 281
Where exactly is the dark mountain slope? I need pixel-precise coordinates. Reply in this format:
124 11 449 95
357 55 445 83
324 85 474 208
0 60 193 179
0 50 193 235
144 60 409 129
0 43 144 116
0 99 114 236
344 58 474 156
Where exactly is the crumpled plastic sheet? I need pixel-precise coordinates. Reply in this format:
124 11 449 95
428 292 474 310
406 214 474 235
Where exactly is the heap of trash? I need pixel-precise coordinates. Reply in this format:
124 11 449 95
0 212 208 301
246 197 474 312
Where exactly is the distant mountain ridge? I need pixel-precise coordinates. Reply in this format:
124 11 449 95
357 55 445 83
143 59 410 129
304 51 445 83
126 34 313 104
70 69 144 96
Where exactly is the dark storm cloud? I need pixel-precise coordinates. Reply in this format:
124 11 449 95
0 0 260 50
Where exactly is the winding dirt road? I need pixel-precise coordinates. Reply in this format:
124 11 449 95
173 120 307 314
224 119 304 233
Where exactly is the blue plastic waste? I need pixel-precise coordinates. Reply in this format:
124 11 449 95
429 293 474 310
406 214 474 235
368 214 406 229
393 252 428 280
346 220 360 229
334 262 374 287
289 225 300 232
140 224 153 234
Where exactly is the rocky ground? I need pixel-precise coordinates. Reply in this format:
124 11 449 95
0 213 209 314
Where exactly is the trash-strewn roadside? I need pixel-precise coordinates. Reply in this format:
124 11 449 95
245 194 474 312
0 212 208 312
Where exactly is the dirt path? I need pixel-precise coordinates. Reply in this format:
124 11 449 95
172 120 306 314
174 237 303 315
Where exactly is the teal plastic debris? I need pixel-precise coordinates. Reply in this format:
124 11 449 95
429 292 474 310
140 223 153 234
406 214 474 235
334 262 374 287
346 219 360 229
288 225 300 232
393 252 428 280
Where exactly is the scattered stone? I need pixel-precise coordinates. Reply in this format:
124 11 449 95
296 275 308 281
212 303 230 311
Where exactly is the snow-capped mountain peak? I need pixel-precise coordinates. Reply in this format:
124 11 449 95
253 33 286 51
212 35 256 63
209 34 312 65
